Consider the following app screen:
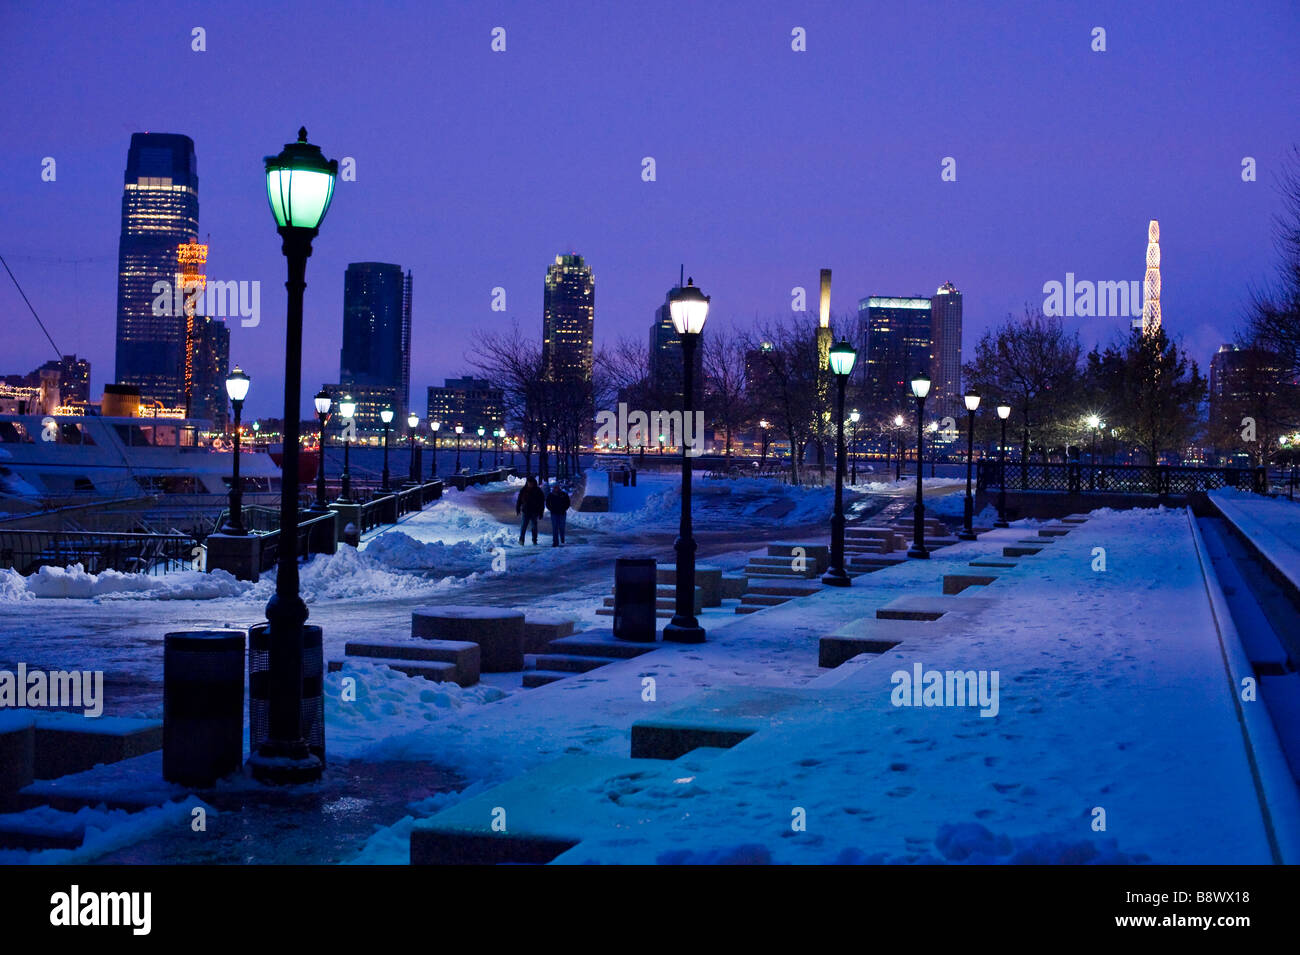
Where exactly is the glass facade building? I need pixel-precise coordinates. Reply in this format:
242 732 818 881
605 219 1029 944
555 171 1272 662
340 262 412 421
113 133 199 409
859 296 933 416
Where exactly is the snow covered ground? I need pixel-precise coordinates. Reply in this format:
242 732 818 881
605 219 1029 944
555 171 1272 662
5 479 1276 865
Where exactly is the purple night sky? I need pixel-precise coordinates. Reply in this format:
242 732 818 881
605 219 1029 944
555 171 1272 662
1 0 1297 417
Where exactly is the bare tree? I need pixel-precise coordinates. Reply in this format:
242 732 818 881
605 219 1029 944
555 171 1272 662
701 323 753 459
745 316 821 485
467 321 545 477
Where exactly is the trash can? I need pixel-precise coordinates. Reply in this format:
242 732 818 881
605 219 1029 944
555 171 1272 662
163 630 246 787
613 557 657 642
248 623 325 766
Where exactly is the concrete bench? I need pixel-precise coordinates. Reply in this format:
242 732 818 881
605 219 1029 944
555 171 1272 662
942 573 1000 595
876 594 996 622
630 686 816 759
766 542 829 573
1004 544 1046 557
818 616 940 668
345 639 480 686
521 613 577 653
412 605 526 672
656 565 723 607
30 713 163 780
720 573 749 600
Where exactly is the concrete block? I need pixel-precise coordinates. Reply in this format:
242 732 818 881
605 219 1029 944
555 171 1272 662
412 605 526 672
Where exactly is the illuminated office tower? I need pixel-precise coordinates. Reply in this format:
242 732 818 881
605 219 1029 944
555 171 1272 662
542 253 595 438
859 296 933 415
114 133 199 408
340 262 413 421
930 282 963 420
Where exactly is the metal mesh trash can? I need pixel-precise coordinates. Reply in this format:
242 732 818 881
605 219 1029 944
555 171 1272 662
163 630 246 787
614 557 657 642
248 623 325 766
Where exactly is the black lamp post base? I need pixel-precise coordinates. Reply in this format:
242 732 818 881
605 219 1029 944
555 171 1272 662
663 618 705 644
907 546 931 559
956 530 978 541
248 748 323 785
821 568 851 587
217 523 248 537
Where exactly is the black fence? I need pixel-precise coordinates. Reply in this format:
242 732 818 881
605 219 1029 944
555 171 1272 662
976 461 1266 496
258 510 340 573
0 529 198 576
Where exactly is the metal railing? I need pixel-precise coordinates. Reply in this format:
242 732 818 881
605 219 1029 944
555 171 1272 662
976 461 1266 496
0 529 198 576
257 510 340 573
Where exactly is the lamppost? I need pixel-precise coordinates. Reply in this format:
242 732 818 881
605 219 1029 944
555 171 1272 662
928 420 939 477
407 412 419 483
759 419 770 468
822 338 857 587
908 374 931 559
380 407 394 492
1085 414 1101 489
849 409 860 484
893 413 904 481
664 277 710 644
312 389 331 510
958 392 980 540
454 425 463 473
477 425 485 471
253 127 337 784
338 394 356 503
494 428 503 469
430 420 440 478
995 404 1011 528
221 367 250 534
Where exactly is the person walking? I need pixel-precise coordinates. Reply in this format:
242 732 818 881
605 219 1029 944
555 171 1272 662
516 475 545 545
546 483 571 547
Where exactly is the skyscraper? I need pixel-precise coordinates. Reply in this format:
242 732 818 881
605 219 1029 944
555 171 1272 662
543 253 595 439
114 133 199 408
543 253 595 383
190 315 230 430
340 262 412 420
859 296 933 416
930 282 963 420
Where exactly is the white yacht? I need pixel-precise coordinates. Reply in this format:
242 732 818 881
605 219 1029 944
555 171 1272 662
0 411 283 520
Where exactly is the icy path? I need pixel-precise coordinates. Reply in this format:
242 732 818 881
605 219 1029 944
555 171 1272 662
363 507 1279 863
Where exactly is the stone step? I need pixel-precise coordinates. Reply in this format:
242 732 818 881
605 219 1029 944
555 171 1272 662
595 607 674 619
848 554 907 568
531 654 623 674
1038 526 1072 537
743 563 819 579
942 572 1000 595
547 633 659 658
734 604 765 614
522 671 570 688
971 558 1019 568
720 573 749 600
345 639 479 686
522 614 577 653
740 594 793 607
329 658 459 683
745 580 821 597
29 713 162 781
1004 544 1045 557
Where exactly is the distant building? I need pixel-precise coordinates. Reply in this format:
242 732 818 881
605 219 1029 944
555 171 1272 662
114 133 199 408
1208 343 1293 442
930 282 963 420
859 296 933 416
426 377 503 434
321 382 400 437
2 355 91 408
189 316 230 429
340 262 412 420
648 282 704 407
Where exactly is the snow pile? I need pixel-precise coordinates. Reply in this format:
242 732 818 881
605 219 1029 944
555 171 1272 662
0 564 248 602
0 798 214 865
567 484 682 529
324 662 509 761
374 496 513 546
363 531 499 577
253 546 477 603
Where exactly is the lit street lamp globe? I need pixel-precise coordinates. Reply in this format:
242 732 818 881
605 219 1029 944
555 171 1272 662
339 395 357 419
669 278 710 335
225 366 251 404
408 412 419 429
264 128 338 231
380 408 394 425
313 389 331 416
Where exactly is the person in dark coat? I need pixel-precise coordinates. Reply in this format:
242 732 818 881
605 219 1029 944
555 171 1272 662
545 484 571 547
515 476 545 545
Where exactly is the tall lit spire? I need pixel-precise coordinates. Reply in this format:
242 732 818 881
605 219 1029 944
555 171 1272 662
1142 219 1161 336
